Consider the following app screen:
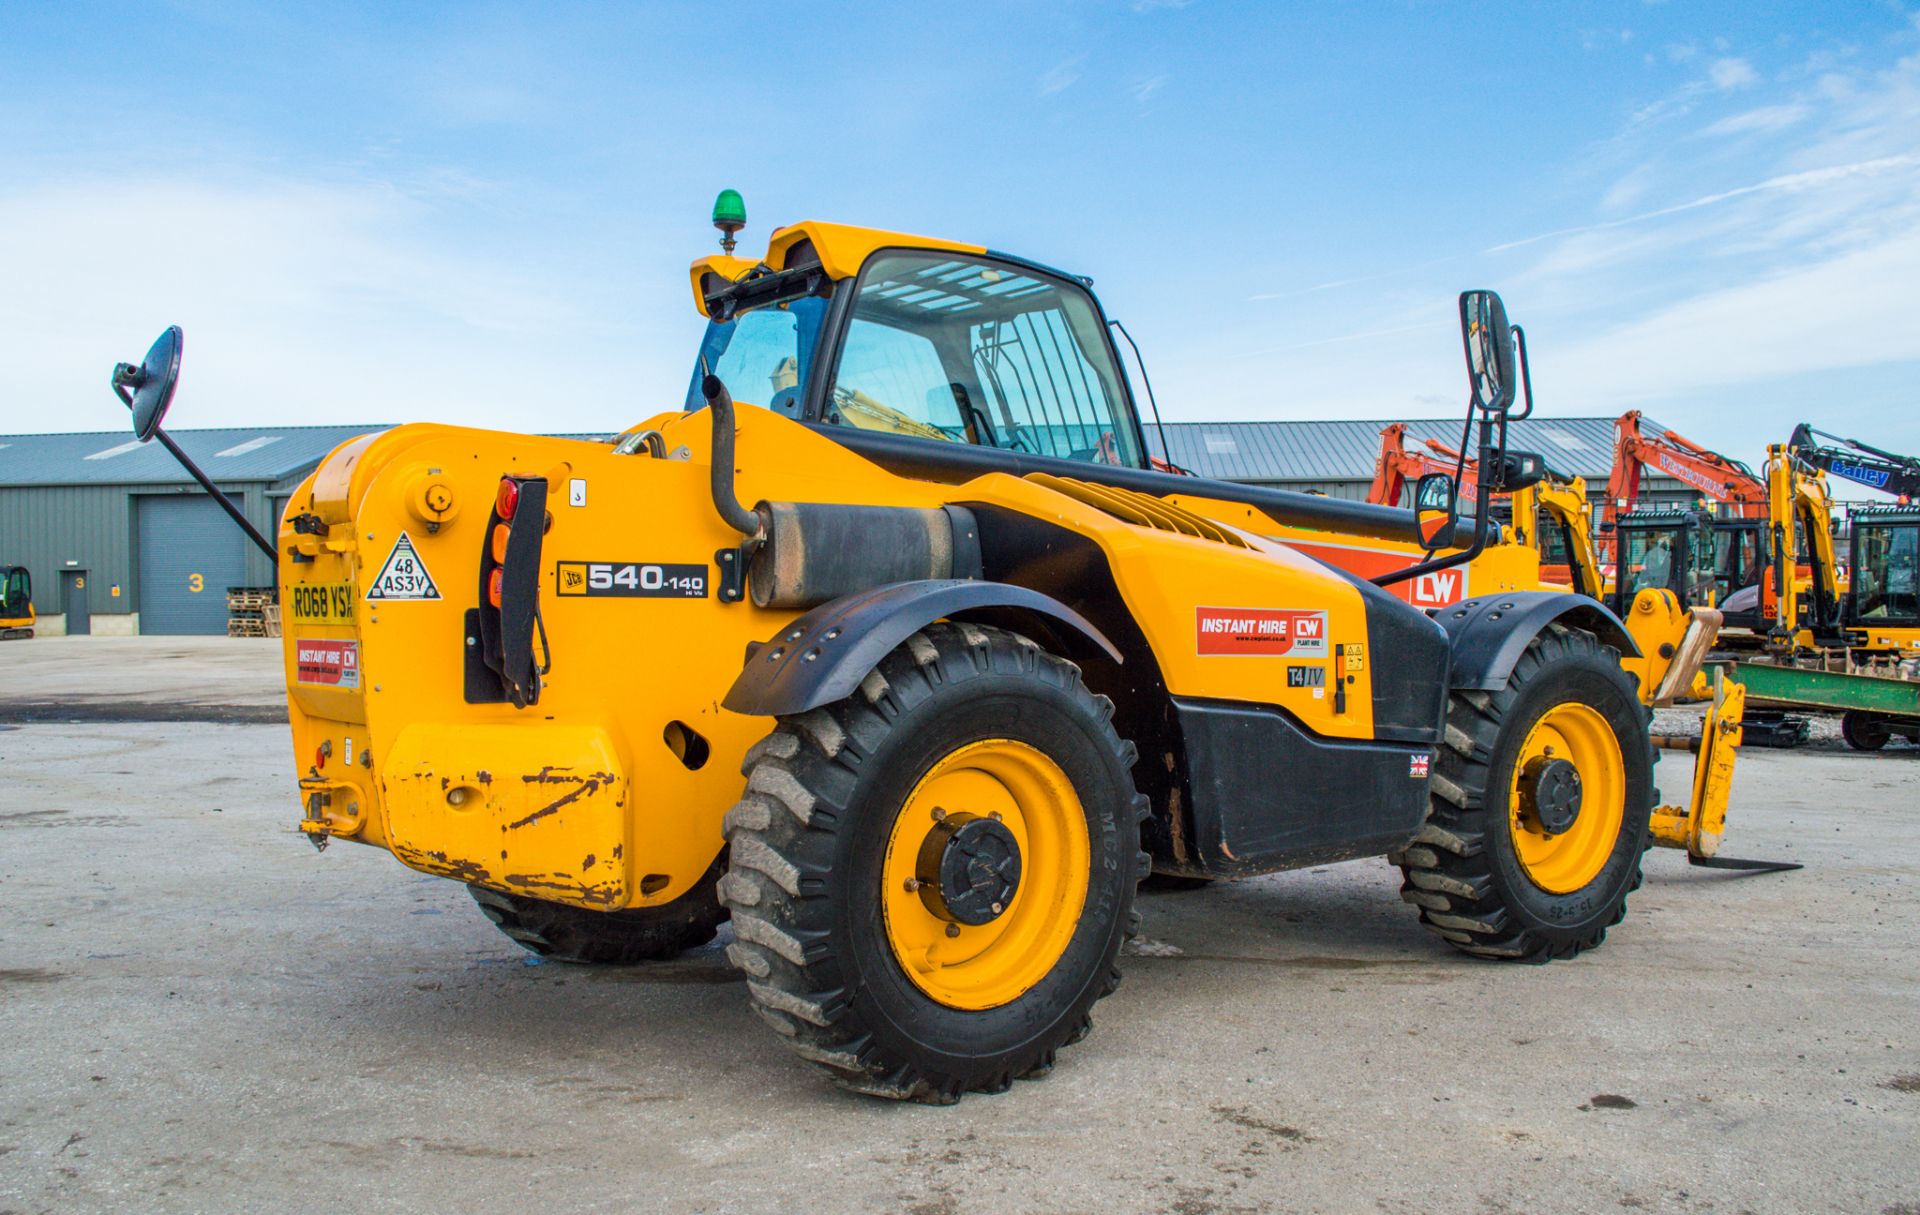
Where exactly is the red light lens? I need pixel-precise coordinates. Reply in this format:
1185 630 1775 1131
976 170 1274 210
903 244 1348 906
495 478 520 521
315 744 327 769
488 568 504 607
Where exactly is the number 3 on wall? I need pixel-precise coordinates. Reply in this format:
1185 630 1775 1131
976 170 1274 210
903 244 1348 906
188 573 204 593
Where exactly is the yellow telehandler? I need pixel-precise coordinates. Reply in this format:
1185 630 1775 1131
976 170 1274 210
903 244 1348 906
118 207 1713 1102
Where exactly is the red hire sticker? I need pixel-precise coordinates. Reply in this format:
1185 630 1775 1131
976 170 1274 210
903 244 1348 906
295 639 361 689
1195 607 1329 657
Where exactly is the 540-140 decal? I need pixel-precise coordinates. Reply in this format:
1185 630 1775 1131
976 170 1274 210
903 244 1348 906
555 561 708 599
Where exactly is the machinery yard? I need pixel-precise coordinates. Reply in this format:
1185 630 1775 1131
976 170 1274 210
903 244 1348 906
3 637 1917 1214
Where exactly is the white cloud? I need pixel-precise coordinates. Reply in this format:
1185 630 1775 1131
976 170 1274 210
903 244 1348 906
1547 225 1920 406
0 175 676 435
1709 57 1759 89
1039 56 1086 97
1701 103 1810 136
1130 75 1168 104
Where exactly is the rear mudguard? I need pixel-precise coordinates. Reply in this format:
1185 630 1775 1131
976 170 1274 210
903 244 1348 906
1437 591 1638 691
721 579 1121 716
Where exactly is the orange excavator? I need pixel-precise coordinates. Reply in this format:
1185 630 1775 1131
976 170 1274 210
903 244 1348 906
1605 412 1766 621
1369 423 1592 589
1367 422 1480 509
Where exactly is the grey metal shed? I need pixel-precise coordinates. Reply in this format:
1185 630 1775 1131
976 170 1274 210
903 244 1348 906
0 425 383 635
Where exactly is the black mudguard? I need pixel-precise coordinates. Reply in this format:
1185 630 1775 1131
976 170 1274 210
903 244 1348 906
1436 591 1638 691
722 578 1122 716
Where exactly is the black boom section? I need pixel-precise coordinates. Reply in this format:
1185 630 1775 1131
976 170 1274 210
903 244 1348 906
1437 591 1637 692
806 422 1437 546
1169 698 1433 878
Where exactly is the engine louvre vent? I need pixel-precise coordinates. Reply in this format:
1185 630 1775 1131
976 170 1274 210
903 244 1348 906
1026 473 1250 549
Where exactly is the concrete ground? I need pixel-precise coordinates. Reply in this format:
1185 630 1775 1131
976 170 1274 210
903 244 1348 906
2 638 1917 1215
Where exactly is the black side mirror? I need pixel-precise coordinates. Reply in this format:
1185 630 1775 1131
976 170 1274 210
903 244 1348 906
1459 291 1515 414
1414 471 1459 547
114 325 184 442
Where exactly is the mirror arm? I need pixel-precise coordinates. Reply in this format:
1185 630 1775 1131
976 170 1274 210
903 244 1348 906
116 361 275 560
1373 511 1489 588
1509 325 1535 420
1375 412 1498 589
148 427 280 561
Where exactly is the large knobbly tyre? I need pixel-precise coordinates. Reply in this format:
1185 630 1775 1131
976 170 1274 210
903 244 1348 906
1396 623 1653 962
468 857 728 964
720 622 1147 1103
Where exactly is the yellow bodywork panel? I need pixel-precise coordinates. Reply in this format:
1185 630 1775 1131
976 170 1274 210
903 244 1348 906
689 220 988 315
275 404 1385 909
383 723 630 905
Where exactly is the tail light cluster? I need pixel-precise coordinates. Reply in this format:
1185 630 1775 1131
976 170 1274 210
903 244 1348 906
471 475 550 708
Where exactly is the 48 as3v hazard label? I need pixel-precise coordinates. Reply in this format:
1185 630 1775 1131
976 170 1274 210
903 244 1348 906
555 561 708 599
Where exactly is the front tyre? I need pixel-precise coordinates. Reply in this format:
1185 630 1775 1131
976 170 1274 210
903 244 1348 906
720 623 1146 1103
1397 623 1653 962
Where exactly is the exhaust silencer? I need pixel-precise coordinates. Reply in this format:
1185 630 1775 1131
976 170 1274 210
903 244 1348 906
748 501 982 610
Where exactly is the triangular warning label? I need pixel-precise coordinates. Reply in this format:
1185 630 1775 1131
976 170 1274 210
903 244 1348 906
365 531 442 601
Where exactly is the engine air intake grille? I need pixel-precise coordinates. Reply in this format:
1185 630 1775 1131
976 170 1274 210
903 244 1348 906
1026 473 1250 548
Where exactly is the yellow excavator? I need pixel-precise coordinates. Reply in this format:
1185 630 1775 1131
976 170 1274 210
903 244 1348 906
1 566 34 639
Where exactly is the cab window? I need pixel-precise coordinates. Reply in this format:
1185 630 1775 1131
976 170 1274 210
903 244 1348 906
824 251 1143 467
686 295 828 418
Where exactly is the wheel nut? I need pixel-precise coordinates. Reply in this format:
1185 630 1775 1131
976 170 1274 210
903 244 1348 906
903 878 921 892
931 807 947 821
990 901 1003 914
945 924 961 938
989 811 1002 822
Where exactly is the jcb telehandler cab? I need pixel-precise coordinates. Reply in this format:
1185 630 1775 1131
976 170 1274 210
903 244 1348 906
117 213 1663 1103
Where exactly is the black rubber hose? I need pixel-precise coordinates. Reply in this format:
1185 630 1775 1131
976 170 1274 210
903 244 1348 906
703 375 766 540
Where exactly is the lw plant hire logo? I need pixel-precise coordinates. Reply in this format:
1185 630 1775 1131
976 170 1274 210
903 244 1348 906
1195 607 1329 656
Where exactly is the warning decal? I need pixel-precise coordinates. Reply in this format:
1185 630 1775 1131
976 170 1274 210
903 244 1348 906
295 639 360 689
1196 607 1329 657
365 532 441 601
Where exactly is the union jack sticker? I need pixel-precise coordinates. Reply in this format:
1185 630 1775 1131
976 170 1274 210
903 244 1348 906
1409 753 1431 778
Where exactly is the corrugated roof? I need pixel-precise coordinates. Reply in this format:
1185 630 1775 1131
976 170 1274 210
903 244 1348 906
0 426 387 488
1143 416 1644 484
1 416 1656 490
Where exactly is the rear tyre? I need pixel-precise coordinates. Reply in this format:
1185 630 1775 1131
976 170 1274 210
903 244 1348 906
468 858 728 964
1840 710 1891 752
1396 623 1653 962
720 622 1146 1103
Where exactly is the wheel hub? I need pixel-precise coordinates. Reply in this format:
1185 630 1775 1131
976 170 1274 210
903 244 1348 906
916 812 1022 925
1519 756 1583 835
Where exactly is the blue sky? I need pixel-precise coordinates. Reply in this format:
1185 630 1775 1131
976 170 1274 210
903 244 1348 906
3 1 1918 472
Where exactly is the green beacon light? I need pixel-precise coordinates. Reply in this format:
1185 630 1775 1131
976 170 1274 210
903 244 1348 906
712 189 746 255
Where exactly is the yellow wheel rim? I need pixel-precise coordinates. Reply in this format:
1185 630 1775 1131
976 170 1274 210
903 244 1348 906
881 739 1090 1011
1506 703 1625 894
